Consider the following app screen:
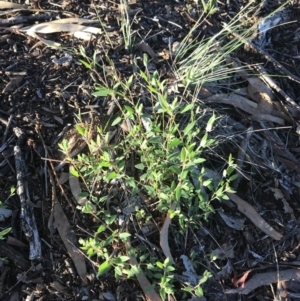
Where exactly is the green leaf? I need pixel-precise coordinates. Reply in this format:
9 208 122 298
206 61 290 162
107 171 118 180
124 105 134 115
200 132 208 148
221 194 230 200
229 174 238 181
119 232 131 240
135 163 145 170
119 255 130 262
112 116 122 126
183 121 196 136
156 261 164 269
140 253 149 262
70 169 79 177
195 286 203 297
180 147 187 162
169 138 182 149
140 70 148 82
0 227 11 240
114 266 123 276
206 112 216 132
79 59 91 69
78 192 89 197
175 187 181 202
76 124 86 136
203 179 212 187
180 103 194 114
10 186 16 194
92 87 113 97
98 261 112 276
105 215 117 225
97 225 106 233
148 136 162 144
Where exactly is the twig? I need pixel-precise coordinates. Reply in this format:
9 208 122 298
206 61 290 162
1 115 13 145
13 127 41 260
227 29 300 84
253 65 300 112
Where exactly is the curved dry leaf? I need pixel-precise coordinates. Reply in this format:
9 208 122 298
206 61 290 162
73 31 96 41
2 76 24 93
126 241 162 301
138 41 157 58
0 1 27 9
227 193 282 240
160 202 176 264
205 93 257 115
54 201 87 282
34 34 61 48
22 22 102 37
226 269 300 295
247 77 274 104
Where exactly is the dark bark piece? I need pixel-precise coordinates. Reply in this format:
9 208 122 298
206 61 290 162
0 241 30 270
13 127 41 260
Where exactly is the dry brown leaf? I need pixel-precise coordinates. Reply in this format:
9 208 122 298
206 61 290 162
231 269 252 287
227 193 283 240
138 41 157 58
160 202 176 264
198 87 214 99
247 77 274 104
2 76 24 93
270 187 295 218
205 93 257 115
54 201 87 282
126 241 162 301
22 22 102 37
226 269 300 294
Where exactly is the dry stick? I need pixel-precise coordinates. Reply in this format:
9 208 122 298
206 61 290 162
13 127 41 260
2 114 13 145
228 30 300 84
47 156 77 214
253 64 300 112
0 13 58 26
37 129 48 198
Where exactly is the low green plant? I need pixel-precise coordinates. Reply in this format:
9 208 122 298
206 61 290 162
200 0 218 15
59 63 236 299
0 227 11 240
58 3 286 300
120 0 133 52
